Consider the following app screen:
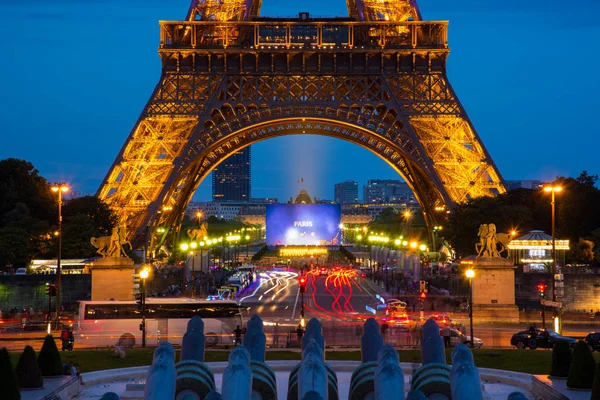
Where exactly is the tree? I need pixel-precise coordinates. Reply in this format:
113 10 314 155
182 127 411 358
567 340 596 389
0 347 20 400
0 158 55 223
62 196 117 235
37 335 63 376
60 197 118 259
0 227 35 266
15 346 43 388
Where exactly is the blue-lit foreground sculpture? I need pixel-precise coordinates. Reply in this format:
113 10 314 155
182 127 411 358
105 315 528 400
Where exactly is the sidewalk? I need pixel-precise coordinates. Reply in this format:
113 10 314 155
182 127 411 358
21 376 79 400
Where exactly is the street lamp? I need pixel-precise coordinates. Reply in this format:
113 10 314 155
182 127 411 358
51 182 69 326
139 268 149 347
466 268 475 348
544 185 563 333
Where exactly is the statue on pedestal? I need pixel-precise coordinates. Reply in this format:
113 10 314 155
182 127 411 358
91 224 131 259
476 224 510 258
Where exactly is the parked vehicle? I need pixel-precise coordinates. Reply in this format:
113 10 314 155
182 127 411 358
15 268 27 275
442 327 483 348
584 332 600 351
510 329 576 349
430 314 451 326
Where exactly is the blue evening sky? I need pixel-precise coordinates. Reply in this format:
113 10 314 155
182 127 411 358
0 0 598 201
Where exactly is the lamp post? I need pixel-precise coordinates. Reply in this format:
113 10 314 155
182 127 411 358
466 268 475 348
544 185 563 333
51 183 69 326
139 268 149 347
245 235 250 257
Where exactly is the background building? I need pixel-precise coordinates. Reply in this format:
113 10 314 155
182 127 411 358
334 180 359 204
363 179 416 204
212 147 251 201
505 180 544 190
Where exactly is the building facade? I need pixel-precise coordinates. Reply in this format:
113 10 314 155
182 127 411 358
505 180 544 191
334 180 359 204
363 179 416 204
212 147 251 201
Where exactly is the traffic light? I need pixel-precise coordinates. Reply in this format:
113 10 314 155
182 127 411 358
537 283 547 298
45 284 56 297
419 291 427 300
135 292 143 309
299 276 307 294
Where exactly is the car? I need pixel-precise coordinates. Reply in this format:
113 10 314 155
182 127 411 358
442 327 483 349
584 332 600 351
15 268 27 275
381 313 412 327
320 268 328 276
430 314 451 326
510 329 576 349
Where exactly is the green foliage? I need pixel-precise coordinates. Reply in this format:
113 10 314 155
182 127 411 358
62 196 117 234
447 172 600 261
0 347 20 400
16 346 43 388
550 341 571 377
60 197 118 259
567 340 596 389
37 335 63 376
592 360 600 399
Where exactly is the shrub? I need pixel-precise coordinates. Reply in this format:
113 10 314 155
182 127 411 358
0 347 20 400
550 341 571 377
37 335 63 376
567 340 596 389
592 361 600 399
16 346 43 388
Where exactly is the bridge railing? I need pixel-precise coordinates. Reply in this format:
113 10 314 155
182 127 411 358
159 21 448 51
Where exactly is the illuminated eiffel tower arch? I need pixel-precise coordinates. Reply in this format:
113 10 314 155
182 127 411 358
98 0 506 249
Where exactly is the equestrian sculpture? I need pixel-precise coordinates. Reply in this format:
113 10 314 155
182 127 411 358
90 224 131 258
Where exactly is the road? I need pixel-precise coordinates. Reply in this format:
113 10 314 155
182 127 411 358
2 270 597 351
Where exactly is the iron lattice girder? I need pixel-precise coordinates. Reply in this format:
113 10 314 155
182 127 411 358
98 9 506 248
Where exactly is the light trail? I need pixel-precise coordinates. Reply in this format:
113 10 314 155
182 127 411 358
240 270 297 304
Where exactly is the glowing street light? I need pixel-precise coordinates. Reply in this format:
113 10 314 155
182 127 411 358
180 243 189 251
50 182 69 325
395 239 401 245
543 184 563 333
419 244 427 252
139 267 150 347
466 268 475 348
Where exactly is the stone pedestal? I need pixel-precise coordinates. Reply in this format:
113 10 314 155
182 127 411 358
88 257 136 301
464 257 519 323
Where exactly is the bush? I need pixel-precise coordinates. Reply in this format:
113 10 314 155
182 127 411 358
0 347 20 400
592 361 600 399
37 335 63 376
550 341 571 377
16 346 43 388
567 340 596 389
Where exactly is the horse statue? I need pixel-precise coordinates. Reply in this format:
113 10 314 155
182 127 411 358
91 224 131 258
187 222 208 242
476 224 509 258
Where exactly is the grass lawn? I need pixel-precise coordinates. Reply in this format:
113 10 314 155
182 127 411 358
6 347 568 375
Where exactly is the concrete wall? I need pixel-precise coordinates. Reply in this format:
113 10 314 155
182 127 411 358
516 271 600 312
0 275 91 312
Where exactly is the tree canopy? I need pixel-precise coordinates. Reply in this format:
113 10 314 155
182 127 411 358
0 159 117 266
446 171 600 263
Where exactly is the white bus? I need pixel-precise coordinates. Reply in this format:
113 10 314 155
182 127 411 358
76 299 243 348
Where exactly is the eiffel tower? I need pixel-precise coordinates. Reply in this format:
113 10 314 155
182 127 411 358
98 0 505 249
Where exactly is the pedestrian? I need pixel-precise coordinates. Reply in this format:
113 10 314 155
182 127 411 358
296 324 304 347
441 325 451 348
233 325 242 346
415 323 423 346
528 325 537 349
273 323 280 347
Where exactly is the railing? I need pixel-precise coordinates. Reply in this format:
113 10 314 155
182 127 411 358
159 20 448 50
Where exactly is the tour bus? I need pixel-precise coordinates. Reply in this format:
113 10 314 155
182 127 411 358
76 298 243 347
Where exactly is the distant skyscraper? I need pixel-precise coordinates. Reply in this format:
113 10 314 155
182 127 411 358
334 180 359 204
363 179 416 204
212 147 251 201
